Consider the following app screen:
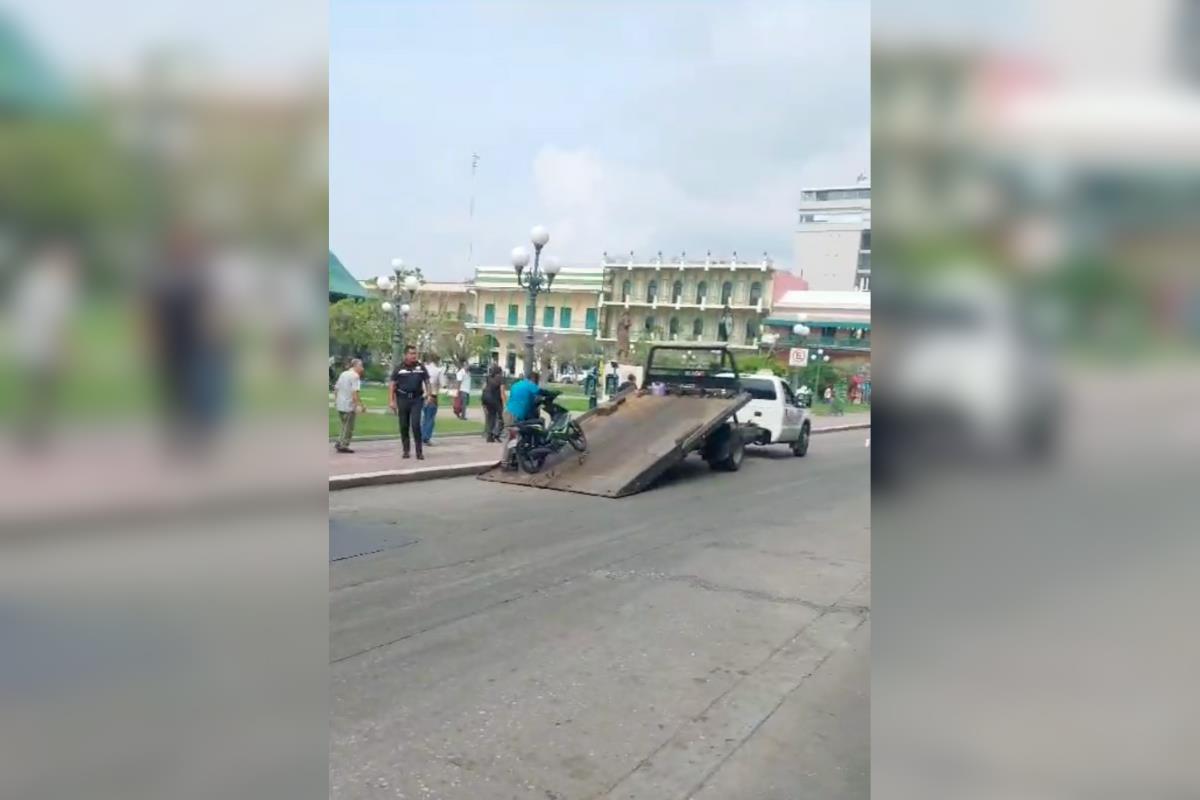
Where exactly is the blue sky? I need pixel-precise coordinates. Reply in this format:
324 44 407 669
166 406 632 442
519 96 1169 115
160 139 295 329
331 0 869 280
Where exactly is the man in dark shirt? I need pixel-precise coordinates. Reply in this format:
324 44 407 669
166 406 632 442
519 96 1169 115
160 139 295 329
388 345 431 459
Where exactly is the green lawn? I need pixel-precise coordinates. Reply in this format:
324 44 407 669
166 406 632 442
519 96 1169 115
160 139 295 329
809 402 871 416
343 385 591 413
329 407 484 438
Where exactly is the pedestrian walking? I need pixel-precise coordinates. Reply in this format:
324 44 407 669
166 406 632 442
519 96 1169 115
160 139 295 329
455 361 472 420
333 358 366 453
389 345 431 460
421 352 445 446
481 365 506 442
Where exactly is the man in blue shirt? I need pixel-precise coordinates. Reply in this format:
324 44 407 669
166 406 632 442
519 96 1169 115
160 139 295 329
505 370 542 425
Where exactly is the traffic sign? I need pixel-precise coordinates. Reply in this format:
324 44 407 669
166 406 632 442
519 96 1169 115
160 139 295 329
788 347 809 367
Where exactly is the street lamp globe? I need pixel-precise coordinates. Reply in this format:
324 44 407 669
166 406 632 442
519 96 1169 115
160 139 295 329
376 275 394 292
823 355 830 363
381 301 393 313
817 348 824 356
544 256 561 276
400 302 411 315
511 246 530 271
793 324 810 336
403 274 420 292
391 257 404 269
530 225 549 248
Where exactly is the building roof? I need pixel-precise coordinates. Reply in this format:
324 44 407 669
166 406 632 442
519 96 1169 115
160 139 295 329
419 281 471 294
328 251 369 299
771 271 809 302
774 290 871 311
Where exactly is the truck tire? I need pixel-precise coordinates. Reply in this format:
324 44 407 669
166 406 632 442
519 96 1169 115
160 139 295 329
791 422 810 457
705 424 744 472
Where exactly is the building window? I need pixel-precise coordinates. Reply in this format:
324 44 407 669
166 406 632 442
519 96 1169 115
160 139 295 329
671 280 683 303
860 230 871 251
585 307 597 332
695 281 707 304
745 318 759 344
749 282 762 305
507 304 519 326
543 306 555 328
560 307 572 329
692 318 704 339
621 279 631 301
644 316 657 339
720 281 733 305
457 302 467 321
669 316 680 339
646 280 658 303
484 304 495 325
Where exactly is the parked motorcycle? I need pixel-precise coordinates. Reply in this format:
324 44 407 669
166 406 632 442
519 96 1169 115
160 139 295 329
504 389 587 474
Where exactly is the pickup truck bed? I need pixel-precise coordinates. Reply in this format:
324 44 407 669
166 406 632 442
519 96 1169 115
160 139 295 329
477 390 750 498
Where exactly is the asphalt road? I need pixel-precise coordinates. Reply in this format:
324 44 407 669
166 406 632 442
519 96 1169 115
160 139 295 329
330 430 870 800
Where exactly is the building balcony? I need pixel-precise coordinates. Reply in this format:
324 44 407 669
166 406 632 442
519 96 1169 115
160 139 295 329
600 296 765 313
594 330 761 350
466 321 598 337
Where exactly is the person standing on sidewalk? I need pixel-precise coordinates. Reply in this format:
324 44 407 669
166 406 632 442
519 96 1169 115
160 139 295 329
389 346 431 460
333 358 366 453
454 361 472 420
481 365 506 442
421 352 444 447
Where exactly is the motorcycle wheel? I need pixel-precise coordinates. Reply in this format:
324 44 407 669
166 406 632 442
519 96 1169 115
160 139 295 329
516 446 547 474
567 421 587 452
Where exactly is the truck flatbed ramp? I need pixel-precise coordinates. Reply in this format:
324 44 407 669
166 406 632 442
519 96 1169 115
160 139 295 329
478 391 750 498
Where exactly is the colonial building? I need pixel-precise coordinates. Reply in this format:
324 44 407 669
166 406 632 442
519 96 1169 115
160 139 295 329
466 264 604 376
596 251 774 353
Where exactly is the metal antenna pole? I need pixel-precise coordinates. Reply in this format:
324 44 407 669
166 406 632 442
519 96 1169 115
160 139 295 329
467 153 479 268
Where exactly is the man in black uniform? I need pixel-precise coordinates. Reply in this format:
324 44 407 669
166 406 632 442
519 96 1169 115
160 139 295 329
388 345 431 460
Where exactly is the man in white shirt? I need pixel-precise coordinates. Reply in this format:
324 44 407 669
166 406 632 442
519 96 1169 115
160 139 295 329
333 358 365 453
421 352 445 446
455 362 472 420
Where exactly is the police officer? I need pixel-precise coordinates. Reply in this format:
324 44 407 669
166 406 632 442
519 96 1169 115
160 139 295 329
388 344 431 460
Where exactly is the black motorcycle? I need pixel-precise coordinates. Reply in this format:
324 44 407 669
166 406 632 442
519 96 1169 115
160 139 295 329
505 389 588 474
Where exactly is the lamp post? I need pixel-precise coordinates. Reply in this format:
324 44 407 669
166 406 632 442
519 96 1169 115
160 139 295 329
789 323 810 390
810 347 830 400
377 257 421 367
511 225 560 378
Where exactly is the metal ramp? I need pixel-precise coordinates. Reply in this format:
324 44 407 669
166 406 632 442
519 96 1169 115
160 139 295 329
478 391 749 498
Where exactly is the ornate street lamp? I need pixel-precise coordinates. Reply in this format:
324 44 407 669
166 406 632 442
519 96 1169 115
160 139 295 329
378 257 422 366
511 225 560 378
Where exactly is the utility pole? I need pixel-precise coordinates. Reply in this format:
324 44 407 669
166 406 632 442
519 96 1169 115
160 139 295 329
468 153 479 269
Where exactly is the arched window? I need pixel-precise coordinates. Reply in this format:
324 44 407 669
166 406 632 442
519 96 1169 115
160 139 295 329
668 316 680 339
695 281 708 304
749 282 762 305
646 280 658 303
671 280 683 303
644 316 657 339
621 279 632 301
692 318 704 339
721 281 733 305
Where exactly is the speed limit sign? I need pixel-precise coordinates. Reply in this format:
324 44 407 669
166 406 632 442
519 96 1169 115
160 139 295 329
788 347 809 368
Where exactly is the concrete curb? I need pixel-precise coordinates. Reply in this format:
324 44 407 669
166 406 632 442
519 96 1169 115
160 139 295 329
328 423 869 491
329 460 496 490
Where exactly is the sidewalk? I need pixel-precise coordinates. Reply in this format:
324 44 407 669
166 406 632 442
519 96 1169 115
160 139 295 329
329 414 870 488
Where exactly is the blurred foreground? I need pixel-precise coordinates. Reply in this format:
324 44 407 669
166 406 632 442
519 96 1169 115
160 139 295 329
874 0 1200 796
0 4 328 800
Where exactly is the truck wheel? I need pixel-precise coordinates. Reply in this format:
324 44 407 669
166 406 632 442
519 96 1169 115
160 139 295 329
791 423 810 457
706 425 744 472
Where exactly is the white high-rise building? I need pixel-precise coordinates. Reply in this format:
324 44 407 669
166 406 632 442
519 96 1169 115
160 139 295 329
794 184 871 292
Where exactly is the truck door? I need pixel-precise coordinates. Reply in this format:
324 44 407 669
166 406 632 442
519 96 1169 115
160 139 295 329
780 380 803 441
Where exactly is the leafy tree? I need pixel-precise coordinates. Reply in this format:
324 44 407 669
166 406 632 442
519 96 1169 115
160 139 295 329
328 298 391 360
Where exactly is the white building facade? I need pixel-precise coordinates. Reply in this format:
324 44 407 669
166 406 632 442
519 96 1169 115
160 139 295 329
794 184 872 292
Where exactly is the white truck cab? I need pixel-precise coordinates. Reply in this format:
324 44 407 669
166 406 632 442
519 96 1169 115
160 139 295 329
740 371 812 457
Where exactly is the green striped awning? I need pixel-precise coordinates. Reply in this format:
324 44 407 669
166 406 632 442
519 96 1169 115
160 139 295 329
764 318 870 330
